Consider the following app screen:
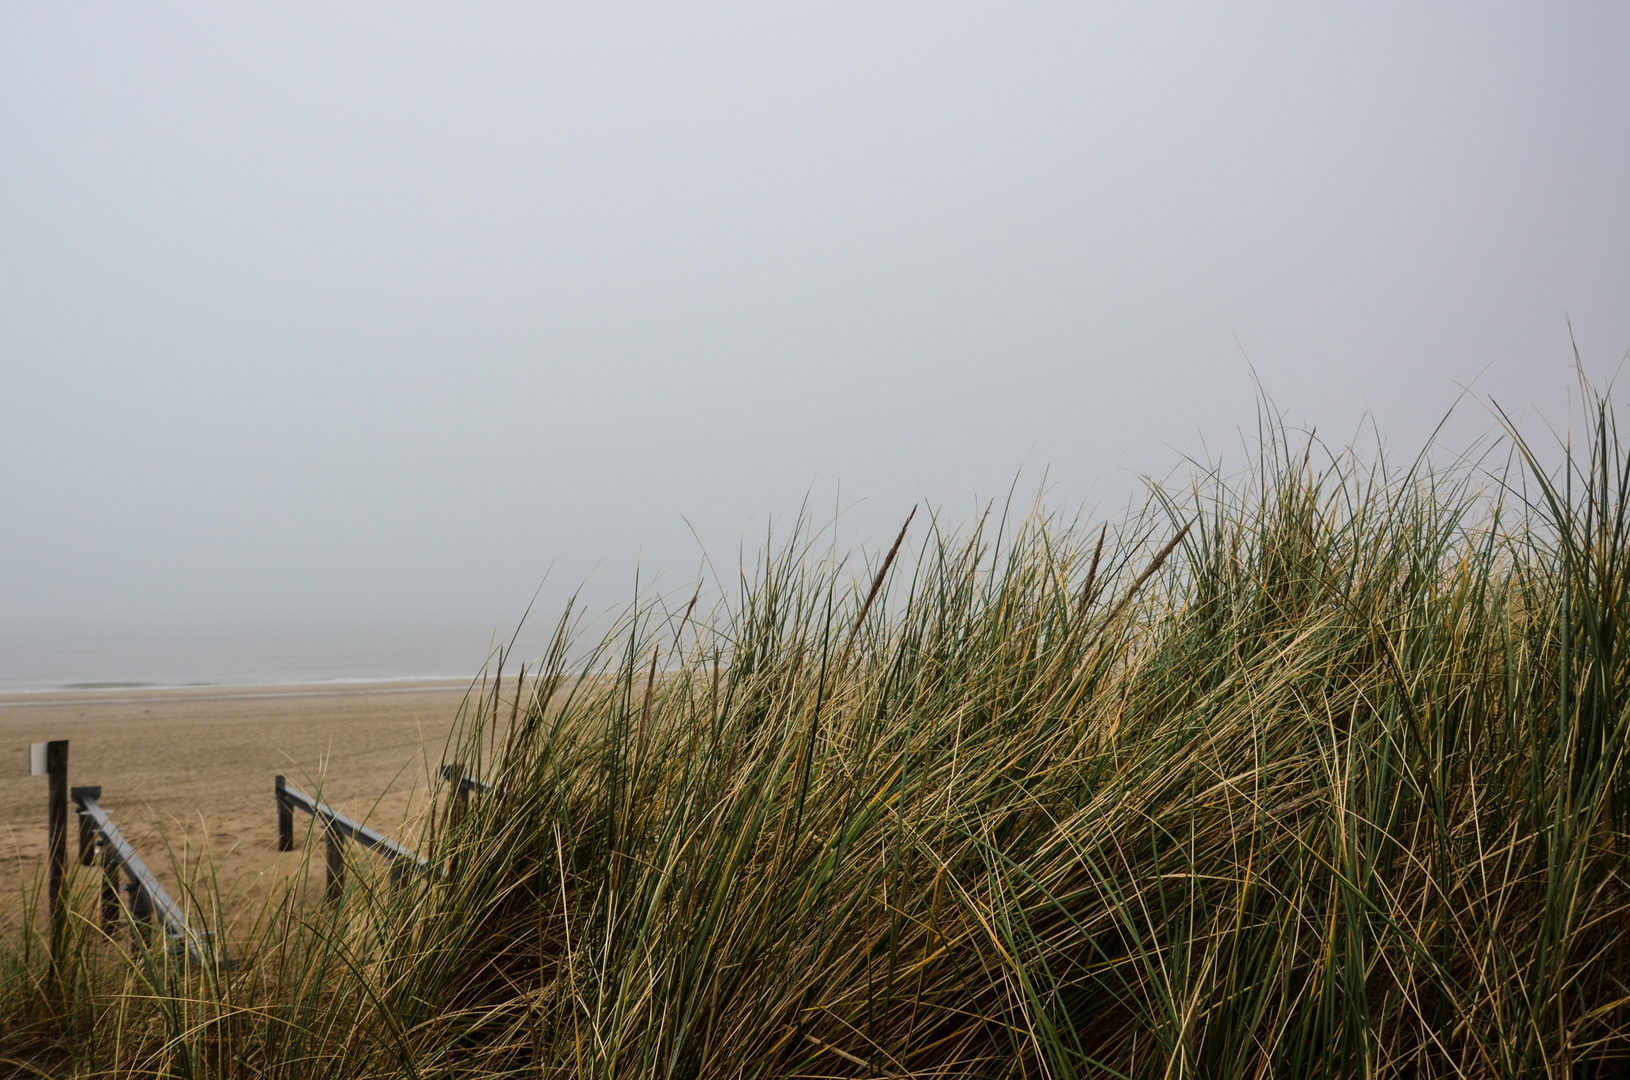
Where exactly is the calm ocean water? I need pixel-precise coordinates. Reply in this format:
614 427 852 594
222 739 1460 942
0 624 509 693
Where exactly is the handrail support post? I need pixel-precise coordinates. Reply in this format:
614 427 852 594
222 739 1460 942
324 817 345 902
42 741 69 916
275 775 294 852
100 843 120 930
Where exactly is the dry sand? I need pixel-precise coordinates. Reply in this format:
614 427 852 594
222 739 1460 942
0 679 491 935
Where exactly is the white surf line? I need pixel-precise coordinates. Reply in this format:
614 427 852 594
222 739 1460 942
0 683 475 709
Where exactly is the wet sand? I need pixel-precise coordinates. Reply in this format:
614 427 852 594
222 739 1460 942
0 679 489 934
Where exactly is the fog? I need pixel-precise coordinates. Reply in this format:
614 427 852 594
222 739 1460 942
2 3 1627 680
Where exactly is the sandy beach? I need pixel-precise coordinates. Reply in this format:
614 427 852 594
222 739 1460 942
0 679 488 933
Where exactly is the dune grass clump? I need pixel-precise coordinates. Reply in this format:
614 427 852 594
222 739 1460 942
5 394 1630 1077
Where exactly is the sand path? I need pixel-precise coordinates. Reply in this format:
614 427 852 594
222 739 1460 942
0 680 489 935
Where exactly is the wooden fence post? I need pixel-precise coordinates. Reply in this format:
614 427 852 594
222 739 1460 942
101 845 121 930
72 785 107 929
324 818 345 902
275 776 293 852
45 742 69 905
31 741 70 928
77 796 96 865
441 763 468 880
130 880 154 933
440 763 470 828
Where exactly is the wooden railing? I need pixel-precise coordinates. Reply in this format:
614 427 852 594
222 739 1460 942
71 785 219 965
274 768 492 899
25 737 480 953
275 775 430 898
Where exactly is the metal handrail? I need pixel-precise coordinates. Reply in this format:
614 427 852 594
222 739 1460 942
71 786 216 965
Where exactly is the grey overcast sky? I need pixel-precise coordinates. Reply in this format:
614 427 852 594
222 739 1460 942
2 3 1628 649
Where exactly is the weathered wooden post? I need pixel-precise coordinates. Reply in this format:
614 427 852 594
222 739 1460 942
75 786 100 867
129 879 154 931
70 785 115 929
446 763 470 829
440 763 469 880
30 741 69 928
324 817 345 902
275 775 293 852
100 845 121 930
69 786 122 931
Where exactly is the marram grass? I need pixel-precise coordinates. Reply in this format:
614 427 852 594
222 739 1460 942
6 399 1630 1078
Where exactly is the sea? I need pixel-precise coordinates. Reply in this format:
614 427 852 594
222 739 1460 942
0 622 514 695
